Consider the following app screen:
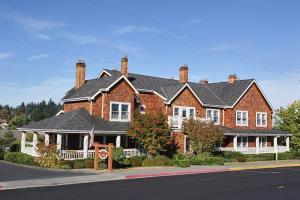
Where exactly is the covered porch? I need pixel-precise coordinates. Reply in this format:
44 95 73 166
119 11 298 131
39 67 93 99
219 127 292 154
18 108 146 160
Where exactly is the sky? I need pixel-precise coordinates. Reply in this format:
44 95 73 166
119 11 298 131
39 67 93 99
0 0 299 108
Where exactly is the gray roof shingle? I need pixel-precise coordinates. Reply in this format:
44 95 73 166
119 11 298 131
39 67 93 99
62 68 256 107
220 126 291 136
20 108 130 132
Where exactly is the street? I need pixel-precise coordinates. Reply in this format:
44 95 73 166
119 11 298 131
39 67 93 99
1 166 300 200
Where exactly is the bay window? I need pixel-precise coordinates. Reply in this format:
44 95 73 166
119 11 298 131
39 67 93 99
110 102 131 122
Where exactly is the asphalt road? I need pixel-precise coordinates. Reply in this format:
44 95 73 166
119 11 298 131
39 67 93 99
0 161 92 181
1 166 300 200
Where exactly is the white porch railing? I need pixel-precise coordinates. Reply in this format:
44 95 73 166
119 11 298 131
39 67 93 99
61 148 145 160
123 148 146 158
219 146 288 154
168 116 210 129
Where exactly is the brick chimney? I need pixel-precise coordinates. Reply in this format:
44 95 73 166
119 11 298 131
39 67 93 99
228 74 238 83
121 55 128 77
199 79 208 85
179 64 189 83
75 60 86 89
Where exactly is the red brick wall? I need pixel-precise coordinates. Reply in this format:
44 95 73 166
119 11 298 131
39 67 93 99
102 79 135 121
138 93 165 115
167 87 204 117
224 83 272 129
64 101 90 113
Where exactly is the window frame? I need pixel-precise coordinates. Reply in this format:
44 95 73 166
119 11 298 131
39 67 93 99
236 110 248 126
139 104 146 114
256 112 267 127
206 109 220 125
109 101 131 122
173 106 196 119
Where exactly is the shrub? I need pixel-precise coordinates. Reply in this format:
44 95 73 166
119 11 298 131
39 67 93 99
58 164 72 169
142 157 156 167
245 154 274 162
0 147 4 160
153 155 173 166
4 152 36 166
36 143 58 168
278 152 294 160
98 161 108 170
223 151 244 161
129 156 144 167
236 155 246 162
58 160 74 169
9 141 21 152
113 147 124 162
84 159 94 168
174 159 190 168
189 154 224 165
73 160 85 169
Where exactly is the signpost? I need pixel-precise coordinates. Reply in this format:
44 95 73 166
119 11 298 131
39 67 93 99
94 143 114 171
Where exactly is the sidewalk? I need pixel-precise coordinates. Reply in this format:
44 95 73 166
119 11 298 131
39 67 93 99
1 160 300 190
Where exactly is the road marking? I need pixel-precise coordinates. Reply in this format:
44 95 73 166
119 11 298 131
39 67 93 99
277 185 285 189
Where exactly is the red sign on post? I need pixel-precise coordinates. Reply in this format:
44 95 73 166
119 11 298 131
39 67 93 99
99 149 108 160
94 143 114 171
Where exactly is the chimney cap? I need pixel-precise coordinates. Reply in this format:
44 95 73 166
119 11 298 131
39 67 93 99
180 64 188 69
121 55 128 61
77 59 85 64
199 78 208 84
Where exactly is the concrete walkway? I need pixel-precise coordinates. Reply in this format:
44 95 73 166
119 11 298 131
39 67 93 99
1 160 300 190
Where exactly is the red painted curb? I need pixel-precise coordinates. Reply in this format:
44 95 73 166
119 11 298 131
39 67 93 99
125 169 230 179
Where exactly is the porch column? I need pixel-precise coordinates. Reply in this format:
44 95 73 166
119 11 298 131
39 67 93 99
57 133 62 152
255 136 259 154
274 136 278 161
44 133 50 146
116 135 121 148
83 134 89 158
21 131 26 153
286 137 290 151
233 136 238 151
183 135 187 154
33 132 38 149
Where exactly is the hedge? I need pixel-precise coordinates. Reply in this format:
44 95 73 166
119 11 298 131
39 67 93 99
142 155 173 167
4 152 36 166
189 155 224 165
129 156 144 167
174 159 190 168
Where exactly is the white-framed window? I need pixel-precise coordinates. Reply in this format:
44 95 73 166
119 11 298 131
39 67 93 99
256 112 267 127
259 136 267 147
139 104 146 114
236 110 248 126
173 106 196 119
110 102 131 122
237 136 248 148
206 109 220 125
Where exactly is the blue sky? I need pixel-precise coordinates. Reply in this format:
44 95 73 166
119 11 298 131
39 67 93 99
0 0 299 108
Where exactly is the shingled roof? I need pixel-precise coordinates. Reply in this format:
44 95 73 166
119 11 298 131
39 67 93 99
220 126 292 136
19 108 130 134
62 68 258 108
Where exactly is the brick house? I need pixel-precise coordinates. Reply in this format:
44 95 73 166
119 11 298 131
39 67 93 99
19 56 291 159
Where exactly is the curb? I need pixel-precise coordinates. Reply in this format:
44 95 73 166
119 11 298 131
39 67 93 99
229 163 300 171
125 169 230 179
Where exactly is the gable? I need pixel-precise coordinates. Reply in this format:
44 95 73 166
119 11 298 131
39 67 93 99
233 82 273 111
170 86 202 107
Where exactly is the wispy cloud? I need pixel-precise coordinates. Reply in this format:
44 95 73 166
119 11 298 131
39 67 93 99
0 11 64 40
112 25 158 35
208 44 238 52
260 69 300 108
27 54 50 61
0 52 13 60
58 32 103 45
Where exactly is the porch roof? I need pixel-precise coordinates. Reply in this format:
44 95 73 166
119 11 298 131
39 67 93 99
221 126 292 136
18 108 130 134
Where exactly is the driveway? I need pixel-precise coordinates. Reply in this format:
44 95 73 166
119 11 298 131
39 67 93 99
0 161 94 182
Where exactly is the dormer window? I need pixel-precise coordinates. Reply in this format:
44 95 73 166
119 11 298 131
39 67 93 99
110 102 131 122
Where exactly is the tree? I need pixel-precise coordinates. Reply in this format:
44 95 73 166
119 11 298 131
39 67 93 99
8 114 29 129
182 119 224 154
128 112 172 157
0 109 11 121
0 131 16 148
275 100 300 151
